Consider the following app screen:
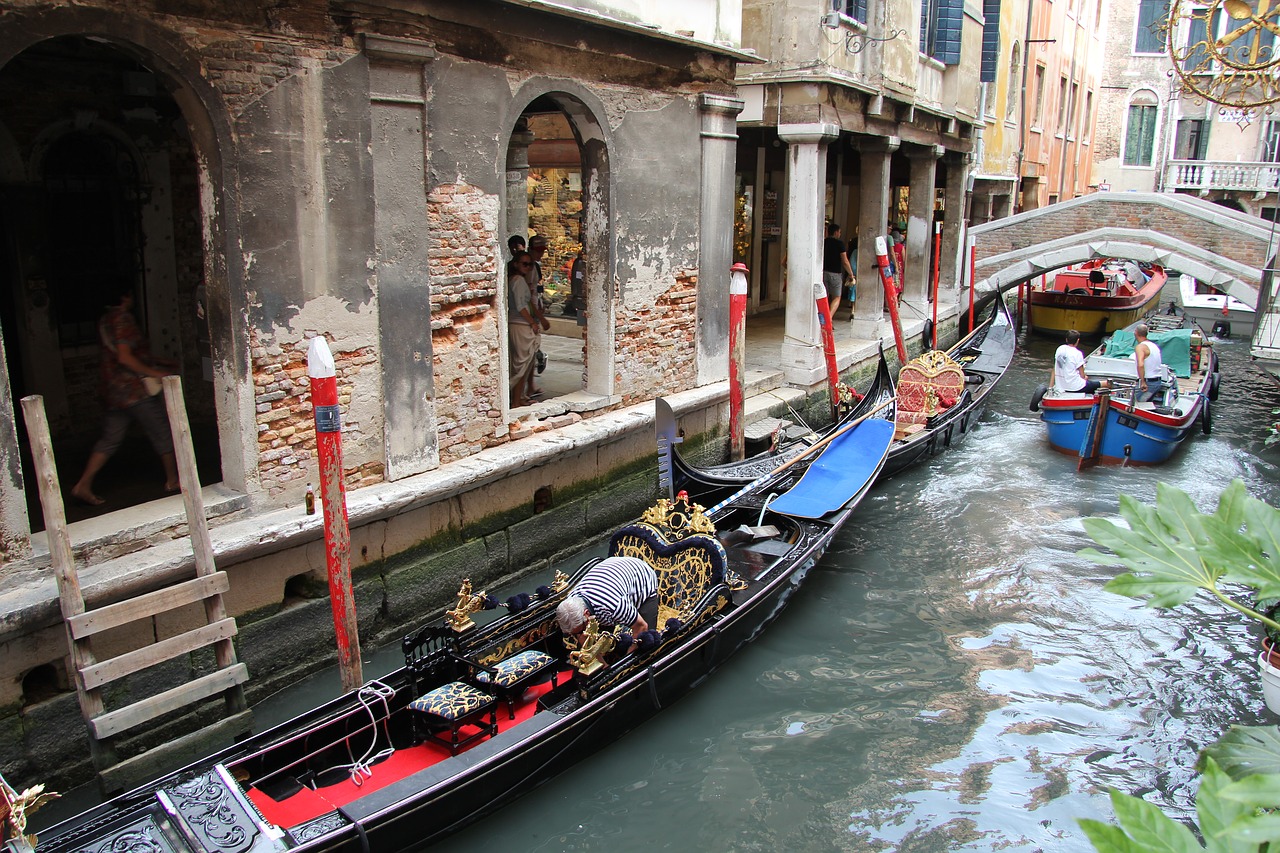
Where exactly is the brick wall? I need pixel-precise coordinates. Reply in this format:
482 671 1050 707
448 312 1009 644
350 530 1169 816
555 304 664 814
251 330 383 498
426 182 506 462
615 272 699 405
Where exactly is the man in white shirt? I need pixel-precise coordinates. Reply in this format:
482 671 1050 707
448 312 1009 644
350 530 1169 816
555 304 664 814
1053 329 1106 393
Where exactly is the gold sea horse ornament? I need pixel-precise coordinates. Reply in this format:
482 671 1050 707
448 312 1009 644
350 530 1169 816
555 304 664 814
446 579 489 632
566 617 616 676
0 772 59 853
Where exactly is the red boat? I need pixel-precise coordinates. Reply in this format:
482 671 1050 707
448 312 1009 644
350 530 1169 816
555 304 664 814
1028 259 1167 337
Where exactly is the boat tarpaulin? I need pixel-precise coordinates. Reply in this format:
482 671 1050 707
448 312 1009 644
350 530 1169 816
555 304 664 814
1103 328 1193 377
767 418 894 519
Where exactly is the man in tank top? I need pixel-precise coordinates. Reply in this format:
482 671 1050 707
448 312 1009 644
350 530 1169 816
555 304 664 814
1134 323 1165 403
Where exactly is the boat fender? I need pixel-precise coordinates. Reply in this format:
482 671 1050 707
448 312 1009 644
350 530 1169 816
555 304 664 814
1122 445 1132 467
1029 383 1049 412
922 318 934 348
339 807 372 853
1209 372 1220 402
1202 400 1212 435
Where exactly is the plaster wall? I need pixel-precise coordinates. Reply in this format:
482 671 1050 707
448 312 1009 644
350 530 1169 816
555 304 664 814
565 0 743 45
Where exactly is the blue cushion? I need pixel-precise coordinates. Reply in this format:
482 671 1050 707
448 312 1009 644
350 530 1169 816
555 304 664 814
409 682 492 720
474 650 554 687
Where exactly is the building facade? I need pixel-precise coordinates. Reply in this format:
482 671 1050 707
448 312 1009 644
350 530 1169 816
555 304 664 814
973 0 1104 221
1093 0 1280 219
733 0 988 384
0 0 749 566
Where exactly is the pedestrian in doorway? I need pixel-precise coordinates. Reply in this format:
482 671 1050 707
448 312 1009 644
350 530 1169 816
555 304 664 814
507 251 546 407
507 234 526 260
526 235 549 398
71 279 179 506
822 223 855 317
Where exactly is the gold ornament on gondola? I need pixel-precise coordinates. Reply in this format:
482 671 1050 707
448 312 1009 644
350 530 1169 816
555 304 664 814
446 579 487 632
1165 0 1280 110
565 617 616 675
640 492 716 540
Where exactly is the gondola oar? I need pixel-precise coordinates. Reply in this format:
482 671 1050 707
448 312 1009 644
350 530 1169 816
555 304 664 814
706 396 894 516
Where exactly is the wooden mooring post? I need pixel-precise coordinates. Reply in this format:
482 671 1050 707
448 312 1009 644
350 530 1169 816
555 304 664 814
21 377 250 794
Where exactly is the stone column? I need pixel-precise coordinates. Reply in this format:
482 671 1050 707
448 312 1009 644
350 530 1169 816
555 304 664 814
505 123 534 246
940 150 970 299
852 135 900 341
778 123 839 386
0 320 30 561
697 93 745 385
904 144 942 306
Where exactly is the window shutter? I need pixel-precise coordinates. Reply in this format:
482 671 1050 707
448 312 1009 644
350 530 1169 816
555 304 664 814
980 0 1002 81
937 0 965 65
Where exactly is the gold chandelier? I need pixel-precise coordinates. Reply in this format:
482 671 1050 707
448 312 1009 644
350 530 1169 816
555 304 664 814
1166 0 1280 110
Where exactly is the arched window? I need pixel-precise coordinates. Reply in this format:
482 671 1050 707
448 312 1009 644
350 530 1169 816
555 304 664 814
1005 42 1022 120
1123 90 1160 166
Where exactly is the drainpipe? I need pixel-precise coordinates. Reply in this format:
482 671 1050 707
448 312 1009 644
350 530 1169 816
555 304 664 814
1016 0 1034 210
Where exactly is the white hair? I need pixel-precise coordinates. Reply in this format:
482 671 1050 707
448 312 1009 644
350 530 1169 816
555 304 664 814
556 596 588 634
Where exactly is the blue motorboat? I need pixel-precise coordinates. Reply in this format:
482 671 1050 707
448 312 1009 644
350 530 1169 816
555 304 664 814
1033 309 1220 468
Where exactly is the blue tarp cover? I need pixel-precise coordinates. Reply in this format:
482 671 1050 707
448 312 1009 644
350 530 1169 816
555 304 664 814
766 418 895 519
1103 328 1193 377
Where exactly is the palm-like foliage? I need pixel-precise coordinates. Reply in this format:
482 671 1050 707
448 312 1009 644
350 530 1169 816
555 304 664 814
1077 480 1280 851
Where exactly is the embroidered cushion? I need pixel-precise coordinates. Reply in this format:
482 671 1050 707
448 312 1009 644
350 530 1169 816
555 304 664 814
409 682 492 720
474 650 554 687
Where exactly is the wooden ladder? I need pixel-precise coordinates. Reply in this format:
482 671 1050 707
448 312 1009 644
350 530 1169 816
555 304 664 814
21 376 250 794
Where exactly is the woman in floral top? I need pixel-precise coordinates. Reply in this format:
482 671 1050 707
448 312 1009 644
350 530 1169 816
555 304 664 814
70 280 178 506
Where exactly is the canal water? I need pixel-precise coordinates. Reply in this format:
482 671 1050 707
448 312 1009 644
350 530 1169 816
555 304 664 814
431 325 1280 852
30 319 1280 851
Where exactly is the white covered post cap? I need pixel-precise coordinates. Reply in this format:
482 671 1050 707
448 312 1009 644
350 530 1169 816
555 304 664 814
306 336 336 379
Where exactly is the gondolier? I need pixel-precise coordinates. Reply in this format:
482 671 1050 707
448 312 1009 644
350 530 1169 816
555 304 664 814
556 556 659 644
1134 323 1165 402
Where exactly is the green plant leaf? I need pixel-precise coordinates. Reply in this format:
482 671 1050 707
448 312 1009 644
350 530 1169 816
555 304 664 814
1217 772 1280 808
1155 483 1212 549
1119 492 1175 544
1213 480 1248 534
1202 726 1280 780
1243 495 1280 578
1196 758 1262 853
1102 571 1203 609
1226 812 1280 844
1078 817 1146 852
1108 789 1203 852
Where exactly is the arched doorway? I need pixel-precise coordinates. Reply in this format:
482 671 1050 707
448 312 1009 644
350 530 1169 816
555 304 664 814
0 36 222 529
503 90 612 406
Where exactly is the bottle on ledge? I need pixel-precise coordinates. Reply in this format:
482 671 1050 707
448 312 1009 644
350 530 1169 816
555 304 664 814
305 482 316 516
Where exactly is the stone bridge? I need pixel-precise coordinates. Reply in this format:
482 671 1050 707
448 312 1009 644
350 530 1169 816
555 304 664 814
970 192 1275 307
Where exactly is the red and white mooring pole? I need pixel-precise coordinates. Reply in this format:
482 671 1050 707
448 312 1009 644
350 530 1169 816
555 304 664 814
875 236 908 363
307 336 363 693
814 280 839 422
729 263 748 461
930 221 942 349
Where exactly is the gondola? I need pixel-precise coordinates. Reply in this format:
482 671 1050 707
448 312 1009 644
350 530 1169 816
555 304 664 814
664 294 1015 508
1033 306 1220 467
26 400 896 853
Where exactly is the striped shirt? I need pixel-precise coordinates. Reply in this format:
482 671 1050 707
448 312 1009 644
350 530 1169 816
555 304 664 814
574 556 658 629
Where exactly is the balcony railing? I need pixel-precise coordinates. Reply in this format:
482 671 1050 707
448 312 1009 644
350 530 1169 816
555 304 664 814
1165 160 1280 193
